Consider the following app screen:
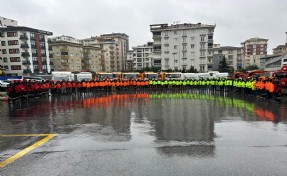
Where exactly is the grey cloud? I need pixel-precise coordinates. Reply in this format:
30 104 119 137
1 0 287 52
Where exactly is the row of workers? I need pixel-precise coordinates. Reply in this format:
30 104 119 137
7 78 282 100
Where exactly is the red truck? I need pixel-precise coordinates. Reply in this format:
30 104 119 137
272 66 287 95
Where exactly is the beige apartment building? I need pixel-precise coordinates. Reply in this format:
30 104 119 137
49 36 101 72
241 37 268 68
81 33 129 72
212 44 242 71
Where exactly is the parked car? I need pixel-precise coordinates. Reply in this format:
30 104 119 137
0 80 10 91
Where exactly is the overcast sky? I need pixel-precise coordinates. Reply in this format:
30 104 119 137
1 0 287 53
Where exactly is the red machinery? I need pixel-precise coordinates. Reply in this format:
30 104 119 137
273 66 287 94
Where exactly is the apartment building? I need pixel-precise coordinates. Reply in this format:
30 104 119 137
241 37 268 68
49 36 101 72
0 25 52 76
150 23 215 72
126 50 134 71
100 33 129 71
211 44 242 71
81 33 129 72
260 33 287 71
0 16 18 27
131 42 154 70
81 37 116 72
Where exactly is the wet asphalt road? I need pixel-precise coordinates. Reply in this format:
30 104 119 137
0 90 287 176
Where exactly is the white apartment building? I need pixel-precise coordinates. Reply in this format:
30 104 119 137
241 37 268 68
0 25 53 76
0 16 18 27
131 42 154 70
150 23 215 72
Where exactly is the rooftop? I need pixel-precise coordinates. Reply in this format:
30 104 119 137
0 26 52 35
150 22 216 31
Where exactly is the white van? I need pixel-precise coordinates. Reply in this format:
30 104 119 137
182 73 199 80
197 73 211 80
52 71 74 81
165 72 182 80
74 72 93 82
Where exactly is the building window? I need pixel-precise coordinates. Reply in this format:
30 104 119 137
183 30 186 36
191 44 195 48
191 52 195 57
8 40 19 45
191 37 195 41
174 45 178 49
174 60 178 63
174 31 177 35
7 32 18 37
1 41 6 46
165 32 168 37
182 52 187 58
182 37 186 43
200 35 205 42
228 50 233 54
3 57 8 62
34 65 39 69
200 43 205 49
2 49 7 54
11 65 21 70
183 45 186 51
174 38 178 42
31 41 36 48
228 55 233 60
9 49 20 54
31 33 35 38
10 57 20 62
200 51 205 57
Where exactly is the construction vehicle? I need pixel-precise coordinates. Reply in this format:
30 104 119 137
122 72 140 80
272 66 287 94
95 72 113 81
143 72 159 80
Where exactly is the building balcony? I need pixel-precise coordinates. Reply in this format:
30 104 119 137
30 36 36 40
49 54 53 58
154 49 162 53
152 35 161 38
61 62 69 66
20 44 29 48
50 61 54 65
20 35 28 40
41 46 46 49
34 69 39 72
32 53 38 57
41 53 47 57
42 60 47 65
22 60 31 65
21 52 30 58
23 69 32 73
33 61 39 65
48 46 53 51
